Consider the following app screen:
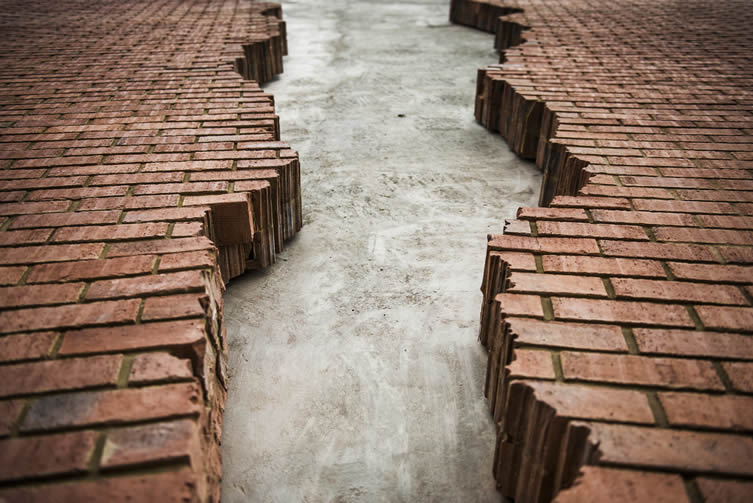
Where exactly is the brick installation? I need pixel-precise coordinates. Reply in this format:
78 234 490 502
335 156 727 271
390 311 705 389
451 0 753 501
0 0 300 500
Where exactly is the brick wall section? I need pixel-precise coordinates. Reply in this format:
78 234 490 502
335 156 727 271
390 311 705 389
0 1 299 501
451 0 753 501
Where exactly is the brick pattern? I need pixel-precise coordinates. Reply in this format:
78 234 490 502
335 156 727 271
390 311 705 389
452 0 753 501
0 0 299 501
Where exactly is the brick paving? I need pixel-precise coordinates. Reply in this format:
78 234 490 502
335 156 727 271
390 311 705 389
0 0 299 501
452 0 753 501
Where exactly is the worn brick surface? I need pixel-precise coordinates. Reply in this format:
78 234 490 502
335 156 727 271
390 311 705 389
0 0 298 500
453 0 753 500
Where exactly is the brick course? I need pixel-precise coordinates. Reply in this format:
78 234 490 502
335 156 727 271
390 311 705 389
0 0 299 500
452 0 753 500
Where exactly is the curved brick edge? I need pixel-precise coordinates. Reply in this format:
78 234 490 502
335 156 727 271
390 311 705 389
453 0 753 501
0 1 301 501
234 3 288 84
458 0 593 206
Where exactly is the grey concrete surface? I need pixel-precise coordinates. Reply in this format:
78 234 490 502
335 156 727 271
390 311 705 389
221 0 541 501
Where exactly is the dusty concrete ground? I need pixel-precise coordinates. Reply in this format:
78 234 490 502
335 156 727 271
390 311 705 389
221 0 540 500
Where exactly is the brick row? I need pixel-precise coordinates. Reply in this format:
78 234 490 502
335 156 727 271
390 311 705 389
452 0 753 500
0 0 299 500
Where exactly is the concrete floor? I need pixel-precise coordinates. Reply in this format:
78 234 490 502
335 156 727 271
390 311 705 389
221 0 540 501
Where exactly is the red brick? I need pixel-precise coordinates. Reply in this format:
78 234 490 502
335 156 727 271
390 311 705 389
158 250 216 272
0 228 53 246
0 331 57 362
9 210 121 229
0 470 199 503
599 239 717 262
659 392 753 430
607 156 694 167
21 382 202 431
141 160 233 172
676 189 750 202
611 278 747 305
101 419 198 469
723 362 753 393
507 349 556 380
537 221 648 240
1 175 87 190
561 352 722 390
0 243 104 265
494 293 545 318
47 163 140 177
121 207 208 223
193 150 273 161
550 195 631 210
569 146 641 157
542 255 665 278
76 197 127 210
0 283 84 308
0 170 41 187
0 354 122 398
696 306 753 331
107 237 215 257
0 265 26 285
127 121 199 131
552 297 693 327
0 299 140 334
503 220 532 235
59 319 206 356
0 430 97 482
486 251 537 272
26 255 155 283
0 200 70 216
522 381 653 423
191 168 279 182
123 195 181 210
0 400 24 436
516 207 589 221
508 318 627 352
659 168 751 179
634 328 753 360
104 153 190 164
668 262 753 283
591 209 695 227
53 223 169 242
142 293 207 321
133 181 228 196
582 422 753 476
129 353 194 384
620 175 716 188
508 272 607 296
580 185 674 200
632 199 736 214
554 466 687 503
86 270 204 300
587 164 656 176
697 214 753 229
172 222 204 237
720 246 753 264
488 235 599 255
696 478 753 503
27 186 129 201
655 227 753 245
